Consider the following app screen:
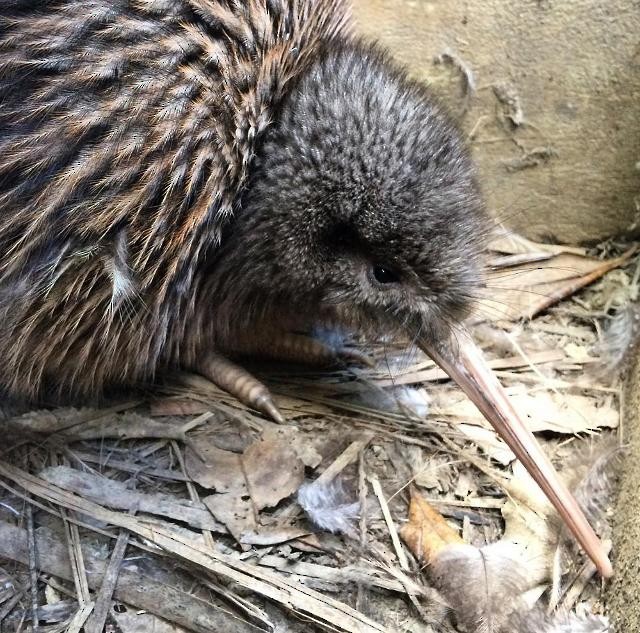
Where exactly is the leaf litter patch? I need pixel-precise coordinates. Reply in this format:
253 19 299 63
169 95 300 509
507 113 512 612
0 234 634 633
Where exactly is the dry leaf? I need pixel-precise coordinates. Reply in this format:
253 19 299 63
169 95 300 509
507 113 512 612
150 399 211 416
457 424 516 465
433 388 618 434
203 493 255 544
563 343 593 362
186 440 254 542
489 230 587 257
185 441 244 492
376 350 564 387
399 488 464 564
40 466 225 532
474 245 635 322
239 525 310 545
243 430 305 511
188 427 309 543
500 461 556 574
67 413 189 441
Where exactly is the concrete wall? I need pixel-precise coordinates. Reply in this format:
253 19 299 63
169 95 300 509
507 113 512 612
352 0 640 243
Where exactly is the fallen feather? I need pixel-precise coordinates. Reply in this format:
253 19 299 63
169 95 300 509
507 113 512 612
298 479 360 536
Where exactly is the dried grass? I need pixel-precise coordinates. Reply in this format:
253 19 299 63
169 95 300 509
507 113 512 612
0 236 635 632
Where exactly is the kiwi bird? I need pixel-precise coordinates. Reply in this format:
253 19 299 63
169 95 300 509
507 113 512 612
0 0 611 576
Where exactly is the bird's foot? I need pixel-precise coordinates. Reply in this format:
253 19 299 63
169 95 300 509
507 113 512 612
196 352 284 423
194 332 373 423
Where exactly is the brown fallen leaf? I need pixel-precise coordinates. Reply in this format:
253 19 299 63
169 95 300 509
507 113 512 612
474 245 636 322
185 442 245 492
150 398 211 417
186 439 254 542
399 487 464 565
189 427 310 544
203 492 255 544
243 430 305 511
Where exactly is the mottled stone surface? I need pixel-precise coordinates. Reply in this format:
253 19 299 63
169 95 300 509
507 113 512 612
610 352 640 629
353 0 640 243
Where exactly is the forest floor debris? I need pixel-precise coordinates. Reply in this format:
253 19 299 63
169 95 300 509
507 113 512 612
0 232 633 632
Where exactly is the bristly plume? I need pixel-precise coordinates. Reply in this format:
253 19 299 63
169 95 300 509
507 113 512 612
297 479 360 536
428 542 531 633
596 301 640 372
0 0 351 399
105 229 138 316
428 540 610 633
550 439 622 568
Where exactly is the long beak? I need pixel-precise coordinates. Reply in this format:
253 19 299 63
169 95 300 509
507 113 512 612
418 326 613 579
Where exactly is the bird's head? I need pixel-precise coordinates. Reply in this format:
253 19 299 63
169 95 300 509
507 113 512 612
215 43 611 578
228 44 486 342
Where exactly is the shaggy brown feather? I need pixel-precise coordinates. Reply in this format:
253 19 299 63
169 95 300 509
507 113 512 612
0 0 351 398
0 0 486 403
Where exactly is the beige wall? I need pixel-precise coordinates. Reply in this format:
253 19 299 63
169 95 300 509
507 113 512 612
352 0 640 243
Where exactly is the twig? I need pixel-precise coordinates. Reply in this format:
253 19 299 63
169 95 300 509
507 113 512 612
26 502 39 633
526 245 638 318
0 462 391 633
66 602 94 633
83 527 130 633
358 449 369 549
0 519 255 633
369 477 409 572
356 447 369 612
316 435 374 486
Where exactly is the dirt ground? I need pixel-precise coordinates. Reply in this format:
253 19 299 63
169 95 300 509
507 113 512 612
610 346 640 630
352 0 640 244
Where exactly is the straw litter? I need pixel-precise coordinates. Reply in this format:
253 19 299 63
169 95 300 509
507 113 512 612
0 231 634 632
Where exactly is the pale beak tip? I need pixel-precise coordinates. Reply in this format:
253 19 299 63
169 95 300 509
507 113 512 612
418 325 613 580
598 555 614 579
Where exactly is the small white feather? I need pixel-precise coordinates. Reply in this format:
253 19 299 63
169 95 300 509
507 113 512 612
106 229 137 311
598 302 640 370
297 479 360 536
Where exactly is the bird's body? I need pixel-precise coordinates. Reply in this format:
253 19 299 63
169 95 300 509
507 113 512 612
0 0 350 397
0 0 613 576
0 0 482 400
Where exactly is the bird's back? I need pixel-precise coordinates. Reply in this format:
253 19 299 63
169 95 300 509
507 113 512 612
0 0 349 398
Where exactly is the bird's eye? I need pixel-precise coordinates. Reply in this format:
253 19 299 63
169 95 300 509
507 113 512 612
372 264 399 284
